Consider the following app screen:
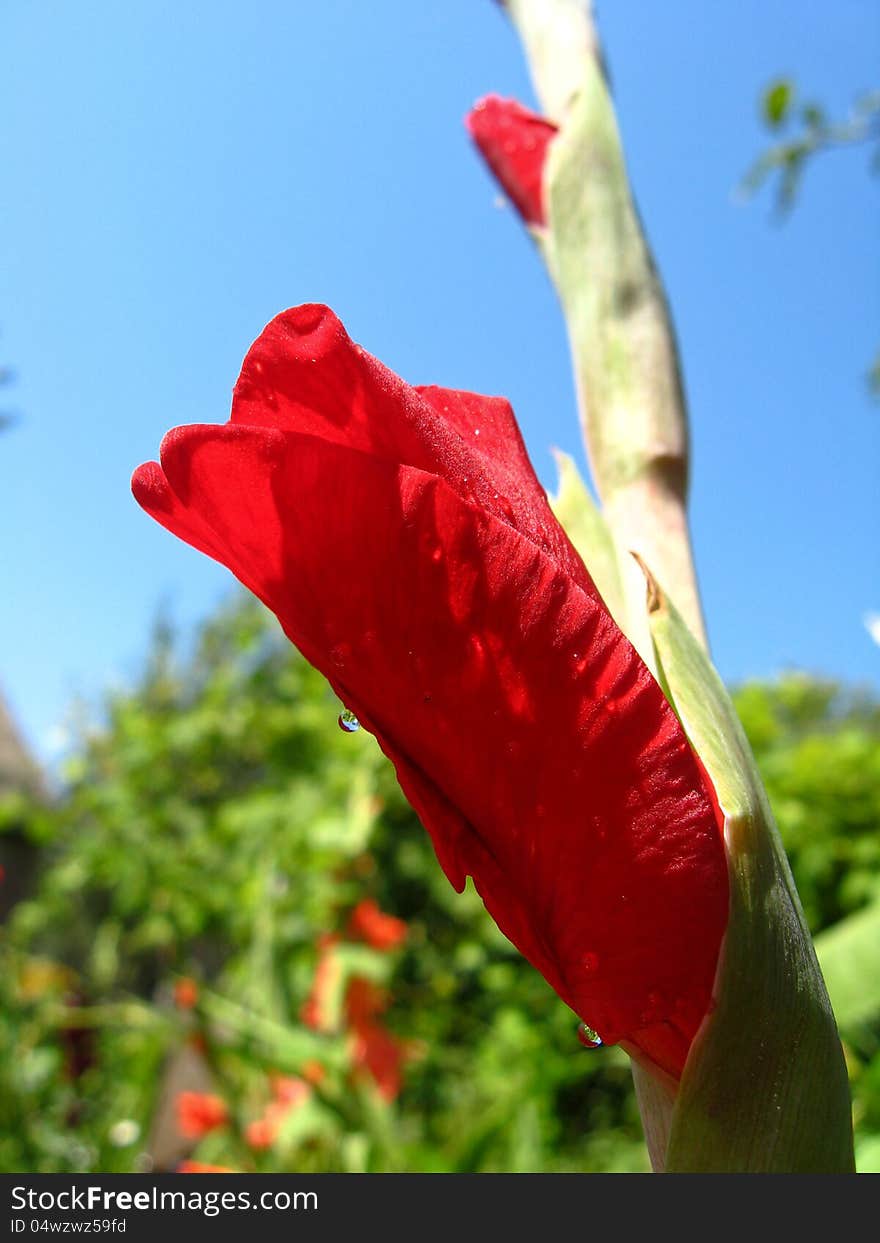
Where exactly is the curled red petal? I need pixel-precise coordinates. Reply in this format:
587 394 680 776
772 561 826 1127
466 94 558 227
227 306 588 594
132 308 728 1079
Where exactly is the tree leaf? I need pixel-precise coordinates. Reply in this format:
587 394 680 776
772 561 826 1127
764 78 794 128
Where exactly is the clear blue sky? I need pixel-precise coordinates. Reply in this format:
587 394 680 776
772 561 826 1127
1 0 877 765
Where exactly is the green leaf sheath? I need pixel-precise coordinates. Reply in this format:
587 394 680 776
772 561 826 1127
646 585 854 1173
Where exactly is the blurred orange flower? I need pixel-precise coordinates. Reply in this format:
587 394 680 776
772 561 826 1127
176 1091 228 1139
350 1020 407 1102
301 1059 326 1087
245 1116 278 1151
343 977 410 1102
347 899 407 951
173 977 199 1010
300 934 342 1032
246 1076 312 1151
270 1074 311 1108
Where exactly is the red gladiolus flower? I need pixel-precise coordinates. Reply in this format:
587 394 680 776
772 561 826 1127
347 898 408 951
132 304 728 1080
466 94 558 227
176 1091 229 1139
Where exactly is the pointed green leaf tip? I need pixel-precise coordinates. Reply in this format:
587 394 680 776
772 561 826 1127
641 573 854 1172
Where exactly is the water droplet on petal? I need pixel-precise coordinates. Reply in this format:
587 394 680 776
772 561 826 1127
581 951 600 973
338 709 360 733
577 1022 603 1049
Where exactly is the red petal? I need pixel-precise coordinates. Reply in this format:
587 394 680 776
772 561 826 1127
466 95 558 227
228 306 589 593
134 410 727 1078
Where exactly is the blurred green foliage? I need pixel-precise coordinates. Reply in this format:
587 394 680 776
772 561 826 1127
1 596 878 1172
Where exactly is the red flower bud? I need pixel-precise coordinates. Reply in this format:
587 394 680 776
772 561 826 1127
466 94 558 227
132 305 728 1080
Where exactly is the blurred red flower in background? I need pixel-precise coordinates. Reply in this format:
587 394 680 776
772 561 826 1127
300 934 412 1102
173 977 200 1010
245 1076 312 1151
175 1091 229 1139
344 977 410 1102
347 898 408 951
301 1059 326 1087
300 933 343 1032
132 304 728 1080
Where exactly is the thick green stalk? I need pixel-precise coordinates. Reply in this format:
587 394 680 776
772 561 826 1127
645 575 854 1172
505 0 707 653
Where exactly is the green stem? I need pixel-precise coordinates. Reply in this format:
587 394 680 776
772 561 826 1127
506 0 707 654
